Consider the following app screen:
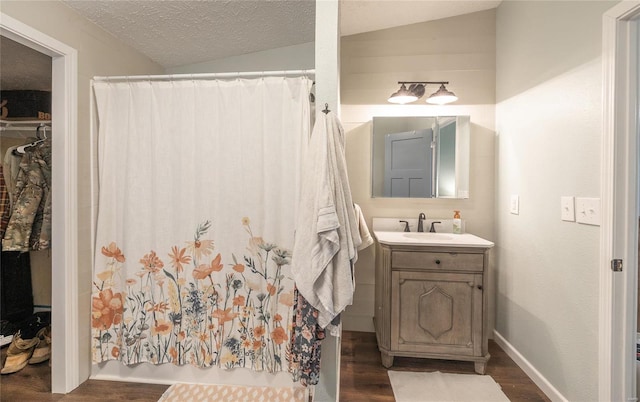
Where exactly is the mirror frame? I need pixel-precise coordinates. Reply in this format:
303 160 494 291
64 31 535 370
371 115 470 199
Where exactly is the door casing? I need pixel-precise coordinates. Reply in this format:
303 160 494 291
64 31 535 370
0 13 80 394
601 2 640 401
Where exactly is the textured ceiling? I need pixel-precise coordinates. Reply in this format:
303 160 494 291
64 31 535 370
62 0 316 68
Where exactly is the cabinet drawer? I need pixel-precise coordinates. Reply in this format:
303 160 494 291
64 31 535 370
392 251 483 272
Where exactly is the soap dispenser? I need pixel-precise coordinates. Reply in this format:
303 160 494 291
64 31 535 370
453 210 462 234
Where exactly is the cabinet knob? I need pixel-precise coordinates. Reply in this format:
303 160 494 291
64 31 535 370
477 285 483 290
435 259 441 265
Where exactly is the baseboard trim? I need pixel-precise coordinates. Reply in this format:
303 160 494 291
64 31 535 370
493 330 568 402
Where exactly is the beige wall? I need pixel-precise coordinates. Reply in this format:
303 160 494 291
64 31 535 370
167 42 314 75
495 2 613 400
2 0 163 381
340 10 496 332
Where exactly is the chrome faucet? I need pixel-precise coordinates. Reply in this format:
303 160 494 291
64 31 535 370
417 213 426 232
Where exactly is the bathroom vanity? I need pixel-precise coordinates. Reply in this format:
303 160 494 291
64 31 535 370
373 228 494 374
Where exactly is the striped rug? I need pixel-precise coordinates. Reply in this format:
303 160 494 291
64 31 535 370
158 383 307 402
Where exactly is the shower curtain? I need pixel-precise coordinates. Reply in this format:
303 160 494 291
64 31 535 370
91 77 312 373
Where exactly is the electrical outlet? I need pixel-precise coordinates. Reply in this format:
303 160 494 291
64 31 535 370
561 196 575 222
510 195 519 215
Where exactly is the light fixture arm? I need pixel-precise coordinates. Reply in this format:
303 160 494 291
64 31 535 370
388 81 457 105
397 81 449 85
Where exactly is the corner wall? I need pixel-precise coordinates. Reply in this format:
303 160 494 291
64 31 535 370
340 10 496 332
495 2 614 400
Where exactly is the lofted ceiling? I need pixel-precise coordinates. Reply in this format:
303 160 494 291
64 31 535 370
1 0 502 90
60 0 501 69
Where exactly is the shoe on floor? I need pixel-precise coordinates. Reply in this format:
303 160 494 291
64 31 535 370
28 326 51 364
1 331 39 374
0 320 18 348
0 320 18 337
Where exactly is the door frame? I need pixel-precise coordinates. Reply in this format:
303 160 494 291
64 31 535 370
601 2 640 401
0 13 79 393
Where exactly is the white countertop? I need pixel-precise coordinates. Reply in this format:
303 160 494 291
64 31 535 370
373 231 494 248
371 218 494 248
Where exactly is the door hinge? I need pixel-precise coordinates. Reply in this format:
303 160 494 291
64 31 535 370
611 259 623 272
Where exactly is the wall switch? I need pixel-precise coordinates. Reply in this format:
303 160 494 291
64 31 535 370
510 194 519 215
575 197 600 226
561 196 575 222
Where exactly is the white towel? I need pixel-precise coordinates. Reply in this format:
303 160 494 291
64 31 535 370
354 203 373 251
291 112 361 328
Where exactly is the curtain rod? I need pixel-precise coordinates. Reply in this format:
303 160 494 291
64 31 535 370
93 69 315 82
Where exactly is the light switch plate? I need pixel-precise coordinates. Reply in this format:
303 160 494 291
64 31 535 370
510 194 519 215
561 196 575 221
575 197 600 226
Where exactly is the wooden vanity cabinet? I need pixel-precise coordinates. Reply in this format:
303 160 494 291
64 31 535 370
374 243 491 374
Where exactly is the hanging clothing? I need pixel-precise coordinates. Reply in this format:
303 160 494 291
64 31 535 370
0 250 34 323
0 166 9 239
291 112 361 329
3 144 23 208
288 288 325 386
2 139 52 251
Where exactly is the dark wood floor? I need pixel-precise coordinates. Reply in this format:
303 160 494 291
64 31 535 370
340 331 549 402
0 331 549 401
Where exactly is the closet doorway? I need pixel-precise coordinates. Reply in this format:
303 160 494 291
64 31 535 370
0 33 53 375
0 14 79 394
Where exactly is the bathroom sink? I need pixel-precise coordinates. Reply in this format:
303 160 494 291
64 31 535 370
403 233 454 241
373 229 493 248
371 218 494 248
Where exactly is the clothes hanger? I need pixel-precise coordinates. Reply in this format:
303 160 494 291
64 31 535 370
13 125 48 155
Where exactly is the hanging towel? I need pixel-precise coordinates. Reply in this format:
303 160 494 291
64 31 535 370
291 112 361 328
354 203 373 251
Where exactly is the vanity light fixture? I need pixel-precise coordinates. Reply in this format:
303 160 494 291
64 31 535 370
388 81 458 105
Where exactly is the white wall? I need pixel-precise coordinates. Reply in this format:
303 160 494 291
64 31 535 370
166 42 314 75
340 10 496 332
495 2 614 401
1 0 163 382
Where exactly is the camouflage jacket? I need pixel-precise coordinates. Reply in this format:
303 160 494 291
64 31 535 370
2 139 51 251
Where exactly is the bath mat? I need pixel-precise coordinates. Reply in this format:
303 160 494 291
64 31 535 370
388 370 510 402
157 382 307 402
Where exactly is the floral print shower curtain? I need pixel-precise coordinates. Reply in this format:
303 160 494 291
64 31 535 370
91 77 312 372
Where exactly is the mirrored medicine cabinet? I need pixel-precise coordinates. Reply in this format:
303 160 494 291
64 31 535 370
371 115 470 199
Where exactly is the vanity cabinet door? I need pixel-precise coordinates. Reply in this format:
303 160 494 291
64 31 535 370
391 270 483 357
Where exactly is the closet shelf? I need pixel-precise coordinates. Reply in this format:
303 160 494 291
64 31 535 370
0 119 51 132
